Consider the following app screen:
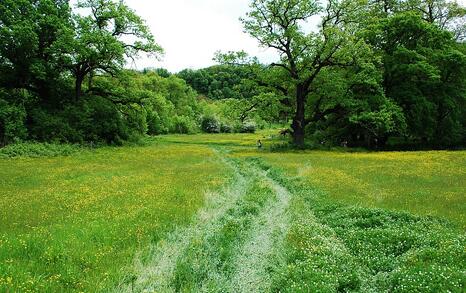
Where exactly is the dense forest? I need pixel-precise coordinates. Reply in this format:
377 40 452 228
0 0 465 148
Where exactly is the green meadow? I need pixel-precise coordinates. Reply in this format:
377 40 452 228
1 133 465 292
0 142 229 291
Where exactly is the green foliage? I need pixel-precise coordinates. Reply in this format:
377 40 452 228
172 115 197 134
0 142 82 158
0 91 28 145
349 100 407 142
220 122 233 133
239 122 257 133
0 0 465 149
60 0 163 99
365 11 466 147
0 0 71 89
0 0 169 146
201 116 221 133
198 91 283 134
177 65 262 100
241 0 381 146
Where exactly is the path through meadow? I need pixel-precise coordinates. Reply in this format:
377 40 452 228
116 147 295 292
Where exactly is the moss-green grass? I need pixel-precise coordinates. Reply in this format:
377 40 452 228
1 132 465 292
237 150 466 227
0 142 230 292
208 131 465 227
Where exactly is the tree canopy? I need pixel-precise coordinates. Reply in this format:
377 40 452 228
237 0 465 148
0 0 464 149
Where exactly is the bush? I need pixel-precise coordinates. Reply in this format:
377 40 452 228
201 116 220 133
240 121 256 133
220 122 233 133
29 108 80 143
0 94 28 146
29 96 136 145
0 142 82 158
147 111 169 135
172 115 197 134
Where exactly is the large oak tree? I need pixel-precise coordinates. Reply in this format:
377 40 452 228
241 0 369 146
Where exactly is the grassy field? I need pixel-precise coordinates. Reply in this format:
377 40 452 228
1 132 465 292
168 132 465 226
239 150 466 227
0 142 230 292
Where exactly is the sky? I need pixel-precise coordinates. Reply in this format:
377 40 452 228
121 0 279 73
74 0 466 73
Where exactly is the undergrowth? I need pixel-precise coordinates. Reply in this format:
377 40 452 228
0 142 84 158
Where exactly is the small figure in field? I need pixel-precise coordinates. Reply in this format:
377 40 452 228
341 140 348 148
257 139 263 149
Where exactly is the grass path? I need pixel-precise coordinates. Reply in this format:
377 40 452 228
227 168 291 292
116 148 294 292
115 150 251 292
116 144 465 293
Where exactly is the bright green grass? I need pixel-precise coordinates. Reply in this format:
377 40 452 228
1 132 465 292
0 142 230 292
266 167 465 292
153 133 466 292
169 131 466 226
237 150 466 227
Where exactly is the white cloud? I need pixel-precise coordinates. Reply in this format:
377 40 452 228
124 0 278 72
73 0 466 72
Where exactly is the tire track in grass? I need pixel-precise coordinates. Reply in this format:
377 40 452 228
116 148 294 292
167 158 280 292
227 169 291 292
115 152 251 292
117 148 358 292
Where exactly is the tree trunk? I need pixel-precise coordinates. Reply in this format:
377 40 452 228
75 74 84 101
291 85 307 148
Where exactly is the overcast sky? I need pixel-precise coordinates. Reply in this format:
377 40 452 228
75 0 466 73
121 0 279 72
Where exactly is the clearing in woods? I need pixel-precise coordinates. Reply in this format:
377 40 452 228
0 133 465 292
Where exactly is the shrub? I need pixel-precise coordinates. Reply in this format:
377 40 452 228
0 94 28 146
74 96 131 145
240 121 256 133
172 115 197 134
201 116 220 133
147 111 169 135
29 108 80 143
220 122 233 133
0 142 82 158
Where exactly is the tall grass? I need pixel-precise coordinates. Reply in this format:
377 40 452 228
245 150 466 227
0 142 83 158
251 159 465 293
1 132 464 292
0 142 230 292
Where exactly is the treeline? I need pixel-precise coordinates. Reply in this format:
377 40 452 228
204 0 466 149
0 0 281 146
1 0 465 149
0 0 165 145
178 65 260 101
178 64 285 130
